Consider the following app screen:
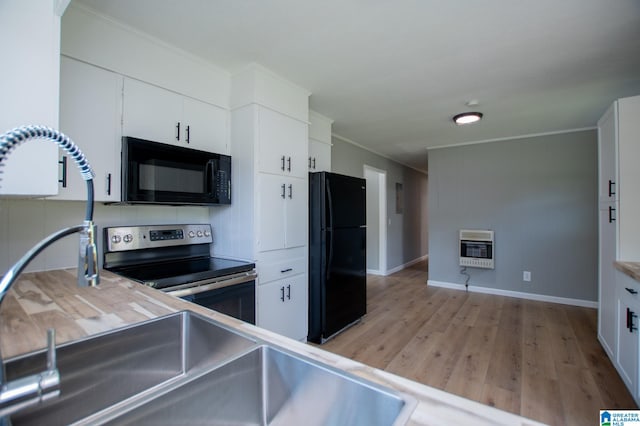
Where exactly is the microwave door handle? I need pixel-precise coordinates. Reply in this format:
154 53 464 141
205 160 215 195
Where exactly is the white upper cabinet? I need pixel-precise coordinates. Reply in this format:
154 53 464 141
598 95 640 260
257 174 307 252
257 107 308 178
54 57 122 202
598 105 617 206
122 78 181 145
308 139 331 172
182 97 228 154
0 1 60 197
308 110 333 173
123 78 228 154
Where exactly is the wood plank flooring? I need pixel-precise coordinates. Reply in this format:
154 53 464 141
320 261 636 426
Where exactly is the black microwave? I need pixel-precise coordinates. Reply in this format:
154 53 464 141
122 137 231 205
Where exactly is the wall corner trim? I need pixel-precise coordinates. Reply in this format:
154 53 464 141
427 280 598 308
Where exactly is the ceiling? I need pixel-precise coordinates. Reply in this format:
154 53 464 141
73 0 640 172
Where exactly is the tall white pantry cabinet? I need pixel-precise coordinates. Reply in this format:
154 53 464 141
226 65 311 341
598 94 640 404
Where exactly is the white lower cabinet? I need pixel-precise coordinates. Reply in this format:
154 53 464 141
617 296 639 394
257 274 308 341
256 247 308 341
616 270 640 402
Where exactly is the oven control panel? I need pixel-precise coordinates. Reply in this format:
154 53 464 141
104 224 213 252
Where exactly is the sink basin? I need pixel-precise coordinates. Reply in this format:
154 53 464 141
101 345 414 426
4 311 414 425
4 311 256 426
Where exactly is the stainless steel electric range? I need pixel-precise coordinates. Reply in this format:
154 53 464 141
103 224 256 324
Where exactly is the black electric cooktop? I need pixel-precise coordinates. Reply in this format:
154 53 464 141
110 257 255 289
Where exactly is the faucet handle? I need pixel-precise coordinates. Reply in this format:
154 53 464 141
46 328 56 371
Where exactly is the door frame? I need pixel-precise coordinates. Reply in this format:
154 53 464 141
363 165 387 275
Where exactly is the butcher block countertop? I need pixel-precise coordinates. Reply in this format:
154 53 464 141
0 269 544 426
615 261 640 282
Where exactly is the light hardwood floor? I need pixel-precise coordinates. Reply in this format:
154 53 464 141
320 260 636 426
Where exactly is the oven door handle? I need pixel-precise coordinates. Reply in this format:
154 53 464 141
165 271 257 298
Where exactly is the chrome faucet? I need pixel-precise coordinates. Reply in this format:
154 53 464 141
0 125 100 419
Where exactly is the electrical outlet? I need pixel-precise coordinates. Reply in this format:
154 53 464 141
523 271 531 282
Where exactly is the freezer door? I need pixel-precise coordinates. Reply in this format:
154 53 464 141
323 227 366 339
325 173 366 229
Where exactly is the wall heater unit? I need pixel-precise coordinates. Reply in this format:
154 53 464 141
459 229 494 269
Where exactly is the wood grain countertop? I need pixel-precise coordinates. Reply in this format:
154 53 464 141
0 269 544 426
615 261 640 282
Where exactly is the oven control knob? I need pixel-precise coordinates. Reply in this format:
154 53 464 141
123 234 133 243
188 231 196 238
204 230 211 237
196 231 203 237
111 235 122 244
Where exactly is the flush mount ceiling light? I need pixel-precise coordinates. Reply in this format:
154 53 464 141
453 112 483 125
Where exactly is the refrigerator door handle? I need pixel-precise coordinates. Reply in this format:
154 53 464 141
326 228 333 280
326 178 334 280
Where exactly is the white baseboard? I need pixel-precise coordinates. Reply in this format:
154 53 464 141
367 269 384 276
384 255 429 276
427 279 598 308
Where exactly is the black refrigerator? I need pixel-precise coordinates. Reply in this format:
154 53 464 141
308 171 366 344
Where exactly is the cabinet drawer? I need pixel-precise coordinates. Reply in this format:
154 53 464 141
618 268 640 300
257 256 306 285
257 247 306 285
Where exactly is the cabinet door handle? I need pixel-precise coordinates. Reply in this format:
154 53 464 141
280 286 285 302
309 157 312 169
281 184 286 199
609 205 616 223
106 173 112 196
280 268 293 273
312 157 316 170
58 156 67 188
628 308 638 332
609 180 616 197
176 122 181 141
288 184 292 199
287 156 291 172
626 287 638 295
185 125 190 143
281 155 286 171
287 284 291 300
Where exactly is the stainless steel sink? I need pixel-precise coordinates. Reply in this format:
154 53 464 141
4 311 415 426
100 345 414 426
4 311 257 426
